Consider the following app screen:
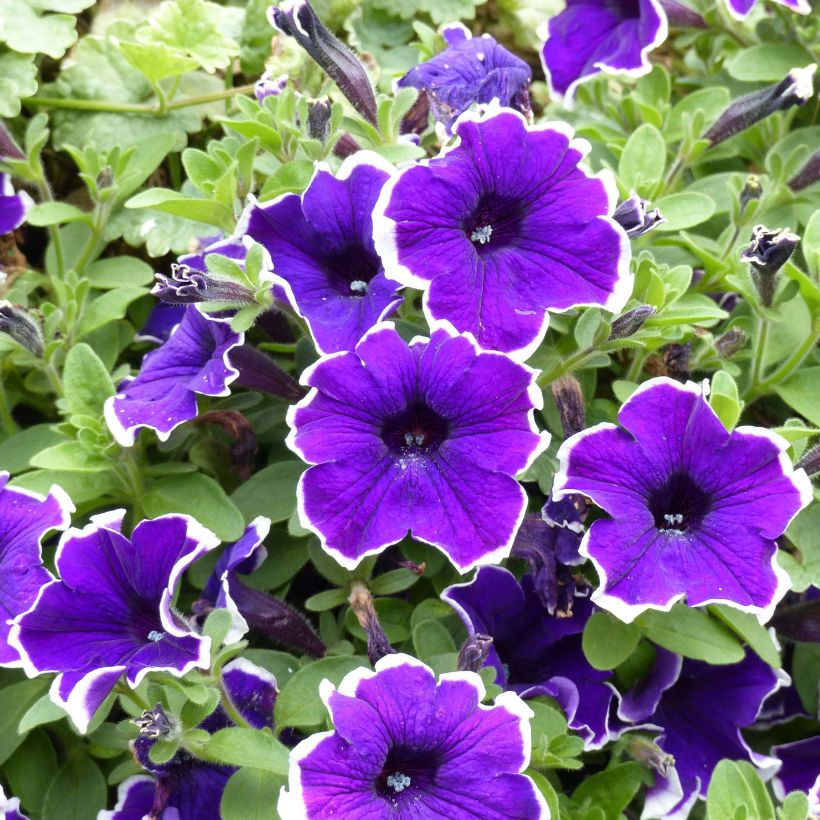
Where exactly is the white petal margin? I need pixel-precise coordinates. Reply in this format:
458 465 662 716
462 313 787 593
50 665 127 734
771 739 820 810
537 0 668 109
279 654 549 819
98 774 156 820
285 321 550 573
0 783 27 818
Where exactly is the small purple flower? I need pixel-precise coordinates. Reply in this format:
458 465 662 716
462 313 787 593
772 736 820 810
619 649 785 817
10 511 219 733
105 307 243 446
373 107 631 359
538 0 668 105
0 174 32 236
0 786 29 820
0 473 73 667
286 322 548 571
443 566 617 749
722 0 810 20
255 69 288 103
243 152 402 355
278 654 548 819
397 23 532 133
553 377 812 623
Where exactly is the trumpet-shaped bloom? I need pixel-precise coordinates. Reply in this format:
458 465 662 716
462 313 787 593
286 321 548 571
373 107 630 359
553 377 812 623
11 511 219 732
278 654 548 819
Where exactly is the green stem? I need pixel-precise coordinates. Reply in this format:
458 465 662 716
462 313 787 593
747 322 819 400
536 347 597 387
747 314 770 398
258 342 298 355
43 361 63 397
0 377 19 435
37 180 66 278
119 451 146 519
114 681 153 712
625 350 649 382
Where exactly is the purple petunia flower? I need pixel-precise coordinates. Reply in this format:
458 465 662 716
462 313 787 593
619 649 785 818
538 0 668 106
102 658 278 820
278 653 548 819
0 786 29 820
0 473 73 667
553 377 812 623
443 566 617 749
373 107 631 359
10 511 219 733
255 69 288 103
286 321 549 571
242 152 402 355
772 736 820 810
105 307 243 446
722 0 810 20
397 23 531 133
0 174 32 236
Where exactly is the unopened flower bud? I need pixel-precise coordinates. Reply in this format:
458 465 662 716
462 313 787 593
788 150 820 192
739 175 762 212
613 193 665 238
741 225 800 307
796 442 820 477
714 327 747 359
457 634 493 673
551 374 585 438
333 132 362 158
704 65 816 146
658 0 706 27
269 0 378 125
624 735 675 777
0 123 24 161
255 70 288 103
608 305 656 340
349 580 395 664
307 98 332 142
0 302 43 356
230 344 307 402
152 264 257 306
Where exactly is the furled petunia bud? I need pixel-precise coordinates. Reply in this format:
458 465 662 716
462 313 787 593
268 0 378 125
659 0 706 27
0 123 24 161
255 70 288 103
613 193 665 238
307 98 332 142
704 65 816 146
457 633 493 673
739 175 762 212
796 442 820 477
349 580 395 664
152 264 257 306
788 150 820 192
551 374 585 439
741 224 800 307
608 304 656 340
0 301 43 356
624 735 676 777
714 327 747 359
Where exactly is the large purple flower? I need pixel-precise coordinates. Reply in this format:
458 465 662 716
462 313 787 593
722 0 810 20
243 152 402 355
538 0 668 105
0 174 32 235
373 107 631 359
772 736 820 810
443 566 617 749
286 321 548 571
105 307 243 446
10 511 219 733
553 377 812 623
0 473 73 667
278 654 548 818
397 23 531 133
619 649 785 817
101 658 278 820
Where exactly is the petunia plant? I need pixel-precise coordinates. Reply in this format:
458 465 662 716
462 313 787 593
0 0 817 818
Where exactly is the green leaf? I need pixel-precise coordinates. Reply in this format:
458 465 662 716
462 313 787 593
126 188 235 232
85 257 155 290
780 791 810 820
143 473 245 541
412 619 457 660
305 588 348 612
4 730 58 816
572 762 644 820
0 424 64 473
729 45 813 82
78 287 147 336
344 598 412 643
369 568 420 595
274 655 368 730
706 760 776 820
0 0 79 58
709 370 742 432
793 642 820 715
709 605 781 668
664 87 730 142
655 193 715 232
775 367 820 426
119 41 200 83
29 441 111 472
636 604 745 664
529 700 585 770
26 202 89 227
582 611 641 670
202 608 234 652
62 343 116 419
0 51 38 118
803 210 820 280
18 694 67 734
221 767 287 820
371 0 483 24
650 293 727 326
12 468 118 505
42 756 107 820
199 727 290 774
619 124 666 195
243 649 300 689
231 461 305 524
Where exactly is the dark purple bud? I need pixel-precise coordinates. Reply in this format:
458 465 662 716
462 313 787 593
333 132 362 158
133 704 175 740
401 92 431 136
613 193 665 238
796 442 820 477
739 175 762 212
551 374 585 439
0 123 24 161
307 98 332 142
153 264 257 306
0 301 43 357
230 344 306 402
714 327 747 359
704 65 816 146
624 735 676 776
268 1 378 125
608 305 656 340
195 410 258 481
457 634 493 673
96 166 114 190
662 343 691 382
255 70 288 104
741 225 800 307
659 0 706 27
349 581 395 664
788 151 820 192
770 599 820 643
